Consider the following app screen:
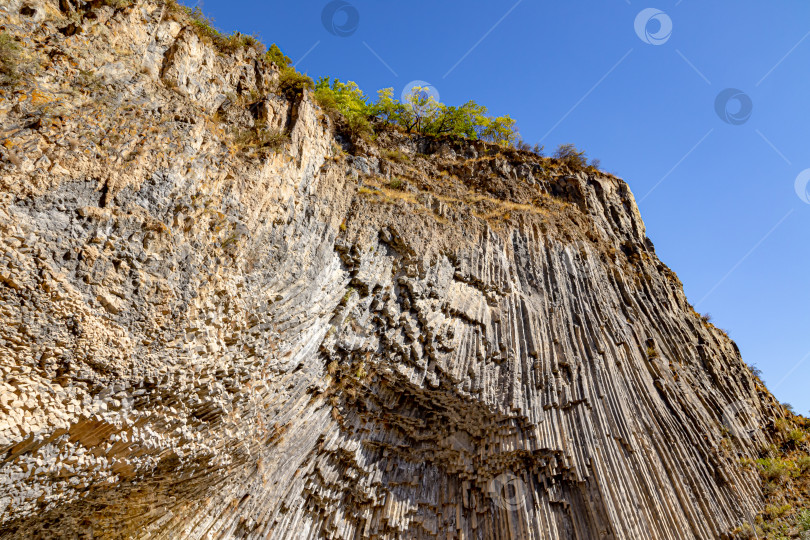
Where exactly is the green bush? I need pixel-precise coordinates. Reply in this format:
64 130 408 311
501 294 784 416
374 86 520 145
756 458 793 484
797 508 810 531
371 88 406 128
0 32 20 87
787 428 807 444
278 69 314 100
345 114 372 138
265 43 291 69
315 78 373 137
261 43 314 101
373 87 518 145
477 114 518 146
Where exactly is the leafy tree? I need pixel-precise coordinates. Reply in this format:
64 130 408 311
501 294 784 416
478 115 518 146
400 86 440 134
265 43 291 69
314 78 373 137
316 79 521 146
370 88 406 128
424 101 487 139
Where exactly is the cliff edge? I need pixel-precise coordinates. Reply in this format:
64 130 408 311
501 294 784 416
0 1 807 539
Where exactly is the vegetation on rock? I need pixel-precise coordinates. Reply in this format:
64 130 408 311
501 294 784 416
735 412 810 539
0 32 21 87
233 122 288 157
9 3 808 538
179 6 262 53
313 77 520 146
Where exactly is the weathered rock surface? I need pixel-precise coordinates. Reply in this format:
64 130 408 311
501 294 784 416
0 1 787 538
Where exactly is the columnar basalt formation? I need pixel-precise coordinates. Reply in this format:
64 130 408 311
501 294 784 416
0 1 790 538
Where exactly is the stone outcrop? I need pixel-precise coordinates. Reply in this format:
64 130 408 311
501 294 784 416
0 1 790 538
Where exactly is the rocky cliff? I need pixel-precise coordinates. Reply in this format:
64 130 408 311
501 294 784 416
0 1 805 539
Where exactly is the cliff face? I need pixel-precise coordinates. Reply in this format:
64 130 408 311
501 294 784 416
0 1 790 538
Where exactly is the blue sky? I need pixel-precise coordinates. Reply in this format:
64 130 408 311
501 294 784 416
188 0 810 414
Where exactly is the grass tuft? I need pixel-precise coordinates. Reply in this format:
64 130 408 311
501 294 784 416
0 32 21 87
233 122 288 156
181 6 263 54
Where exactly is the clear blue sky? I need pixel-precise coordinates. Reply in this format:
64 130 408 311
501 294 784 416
187 0 810 414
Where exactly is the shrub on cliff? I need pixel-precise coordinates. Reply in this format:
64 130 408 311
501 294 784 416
182 7 262 53
516 140 544 156
233 121 288 157
314 78 372 137
553 143 588 169
476 114 519 146
101 0 136 8
341 85 516 146
798 508 810 532
265 44 292 69
372 87 518 145
424 101 485 139
265 43 314 100
0 32 20 87
278 69 314 100
165 5 521 146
